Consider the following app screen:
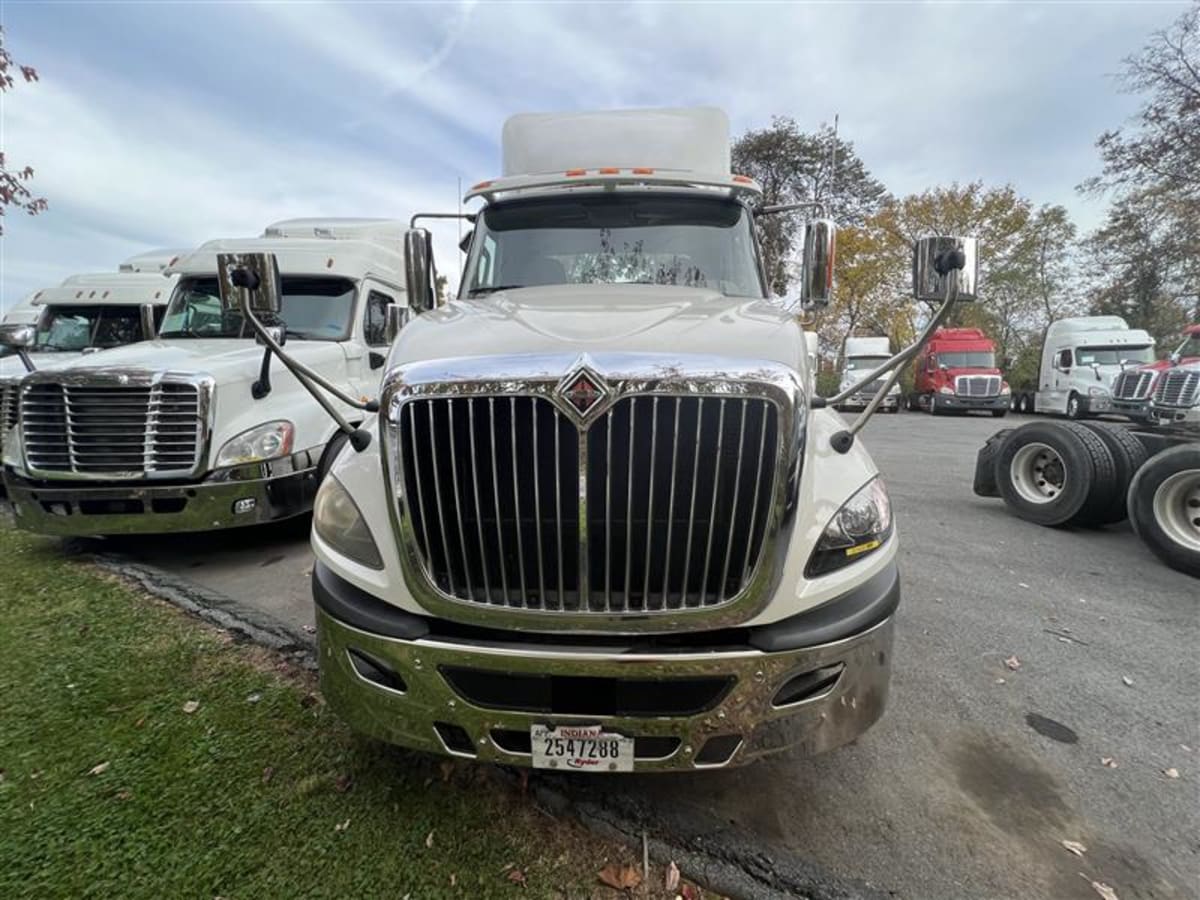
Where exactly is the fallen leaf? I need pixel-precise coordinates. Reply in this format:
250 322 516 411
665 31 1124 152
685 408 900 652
506 868 527 886
115 789 132 801
1061 839 1087 857
1004 655 1021 671
681 885 699 900
334 774 353 794
995 677 1007 685
134 716 146 728
665 860 681 892
88 761 110 776
598 864 642 890
1100 757 1118 769
440 761 455 784
1163 768 1179 779
425 830 435 849
182 700 200 714
261 766 275 784
303 624 316 634
245 693 262 704
449 873 456 887
1088 879 1120 900
334 818 350 833
1121 676 1133 687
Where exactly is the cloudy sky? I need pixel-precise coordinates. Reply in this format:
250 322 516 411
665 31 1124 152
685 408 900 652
0 0 1188 311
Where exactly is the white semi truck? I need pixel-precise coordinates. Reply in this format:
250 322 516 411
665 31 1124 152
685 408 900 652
1010 316 1155 418
1 219 407 534
835 336 901 413
218 107 981 771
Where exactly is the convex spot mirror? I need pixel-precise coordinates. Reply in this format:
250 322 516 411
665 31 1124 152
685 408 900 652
800 219 836 307
913 236 979 302
404 229 437 313
216 252 283 315
0 323 36 350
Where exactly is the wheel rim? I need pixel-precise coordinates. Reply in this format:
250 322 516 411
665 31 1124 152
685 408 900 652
1068 397 1079 417
1152 470 1200 553
1010 442 1067 504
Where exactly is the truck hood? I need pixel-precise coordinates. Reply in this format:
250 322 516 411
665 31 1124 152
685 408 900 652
0 351 86 380
393 285 806 372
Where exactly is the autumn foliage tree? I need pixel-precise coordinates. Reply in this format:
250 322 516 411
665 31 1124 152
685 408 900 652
0 27 46 234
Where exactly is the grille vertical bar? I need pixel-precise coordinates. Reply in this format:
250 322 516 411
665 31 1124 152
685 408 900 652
1154 370 1200 407
397 394 779 615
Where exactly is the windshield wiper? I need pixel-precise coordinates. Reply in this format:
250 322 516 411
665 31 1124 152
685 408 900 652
468 284 527 296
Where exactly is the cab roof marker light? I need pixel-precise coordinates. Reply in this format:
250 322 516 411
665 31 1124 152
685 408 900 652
565 169 587 177
632 167 655 174
598 167 620 174
732 175 753 184
472 180 493 191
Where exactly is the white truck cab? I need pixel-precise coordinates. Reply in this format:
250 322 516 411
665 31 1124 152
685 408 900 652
3 219 407 534
835 336 901 412
1035 316 1155 419
1 268 178 462
247 107 980 773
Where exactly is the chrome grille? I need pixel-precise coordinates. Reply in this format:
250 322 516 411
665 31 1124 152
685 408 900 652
1153 369 1200 408
21 380 204 477
0 380 16 452
1113 370 1154 401
955 375 1001 398
859 379 885 397
397 394 779 613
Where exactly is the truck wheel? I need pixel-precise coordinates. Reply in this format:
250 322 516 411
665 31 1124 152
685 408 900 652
991 408 1007 418
996 422 1116 527
1127 446 1200 577
1079 422 1150 525
929 395 943 416
1066 392 1083 420
906 394 919 411
973 428 1013 498
1020 394 1034 414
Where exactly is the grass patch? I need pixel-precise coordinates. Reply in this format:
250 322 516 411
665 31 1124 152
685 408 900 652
0 528 681 898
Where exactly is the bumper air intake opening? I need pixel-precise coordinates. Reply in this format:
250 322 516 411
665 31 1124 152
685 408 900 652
433 722 476 757
347 648 407 694
78 499 144 516
694 734 743 766
150 497 188 514
489 729 681 761
772 663 844 708
441 667 733 717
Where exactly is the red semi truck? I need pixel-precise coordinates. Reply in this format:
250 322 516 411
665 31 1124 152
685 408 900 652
907 327 1009 416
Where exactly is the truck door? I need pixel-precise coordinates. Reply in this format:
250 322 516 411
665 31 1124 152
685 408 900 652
359 287 397 389
1050 347 1073 408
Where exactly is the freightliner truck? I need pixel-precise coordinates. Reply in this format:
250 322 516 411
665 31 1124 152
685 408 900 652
1 220 407 534
907 326 1008 416
216 108 981 771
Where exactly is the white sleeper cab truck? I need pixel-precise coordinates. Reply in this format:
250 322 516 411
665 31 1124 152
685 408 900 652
0 269 177 464
234 108 980 771
3 219 407 535
1019 316 1155 419
835 336 900 413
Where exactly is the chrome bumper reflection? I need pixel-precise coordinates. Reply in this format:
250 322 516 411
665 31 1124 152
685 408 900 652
317 608 894 771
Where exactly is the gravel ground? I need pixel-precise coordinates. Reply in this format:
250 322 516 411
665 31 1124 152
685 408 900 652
68 411 1200 899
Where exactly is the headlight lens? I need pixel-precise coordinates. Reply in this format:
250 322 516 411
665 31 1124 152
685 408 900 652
215 420 294 468
806 477 893 577
1088 386 1109 397
938 386 954 395
1000 383 1011 395
313 476 383 569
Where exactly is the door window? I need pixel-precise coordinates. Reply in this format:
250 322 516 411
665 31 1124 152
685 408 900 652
363 290 394 346
1057 349 1072 370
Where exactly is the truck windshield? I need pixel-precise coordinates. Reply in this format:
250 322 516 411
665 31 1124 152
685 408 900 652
1076 345 1154 366
34 305 155 351
846 355 890 371
938 351 995 368
463 193 765 298
159 276 357 341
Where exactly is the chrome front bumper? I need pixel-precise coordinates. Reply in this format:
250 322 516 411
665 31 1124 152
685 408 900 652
5 459 319 536
315 565 897 771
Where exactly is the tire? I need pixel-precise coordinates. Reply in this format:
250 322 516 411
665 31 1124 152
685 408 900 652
991 409 1007 418
1066 392 1084 420
996 421 1117 527
930 395 944 416
906 394 919 412
973 428 1013 498
1126 445 1200 577
1020 394 1034 414
1079 422 1150 525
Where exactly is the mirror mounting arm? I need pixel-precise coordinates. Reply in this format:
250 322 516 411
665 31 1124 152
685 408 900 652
14 348 35 374
252 346 274 400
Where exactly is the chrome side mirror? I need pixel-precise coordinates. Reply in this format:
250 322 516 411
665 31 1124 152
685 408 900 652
0 323 36 350
913 236 978 302
404 229 436 313
799 219 835 307
139 303 158 341
385 304 409 343
216 252 283 314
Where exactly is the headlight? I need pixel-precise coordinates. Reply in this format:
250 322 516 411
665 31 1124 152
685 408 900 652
938 386 954 395
806 477 893 577
1088 386 1109 397
313 476 383 569
1000 384 1011 395
215 420 294 467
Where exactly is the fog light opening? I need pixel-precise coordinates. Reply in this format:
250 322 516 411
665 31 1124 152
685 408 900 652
232 497 257 515
694 734 743 767
771 663 845 708
433 722 477 757
346 647 407 694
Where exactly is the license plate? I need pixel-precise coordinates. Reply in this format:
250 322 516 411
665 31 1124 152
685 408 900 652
530 724 634 772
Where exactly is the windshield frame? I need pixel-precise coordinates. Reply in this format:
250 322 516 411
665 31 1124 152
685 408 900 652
460 190 769 300
936 351 997 369
159 274 360 342
1075 344 1156 366
32 303 155 352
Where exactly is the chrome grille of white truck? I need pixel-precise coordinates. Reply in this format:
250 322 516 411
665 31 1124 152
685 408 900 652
0 380 17 451
20 379 205 477
1113 370 1154 401
1153 369 1200 408
954 375 1001 397
396 394 779 613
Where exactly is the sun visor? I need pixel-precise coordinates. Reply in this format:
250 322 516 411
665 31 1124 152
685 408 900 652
501 107 730 177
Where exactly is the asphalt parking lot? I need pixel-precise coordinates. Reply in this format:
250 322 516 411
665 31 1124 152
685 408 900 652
58 412 1199 899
